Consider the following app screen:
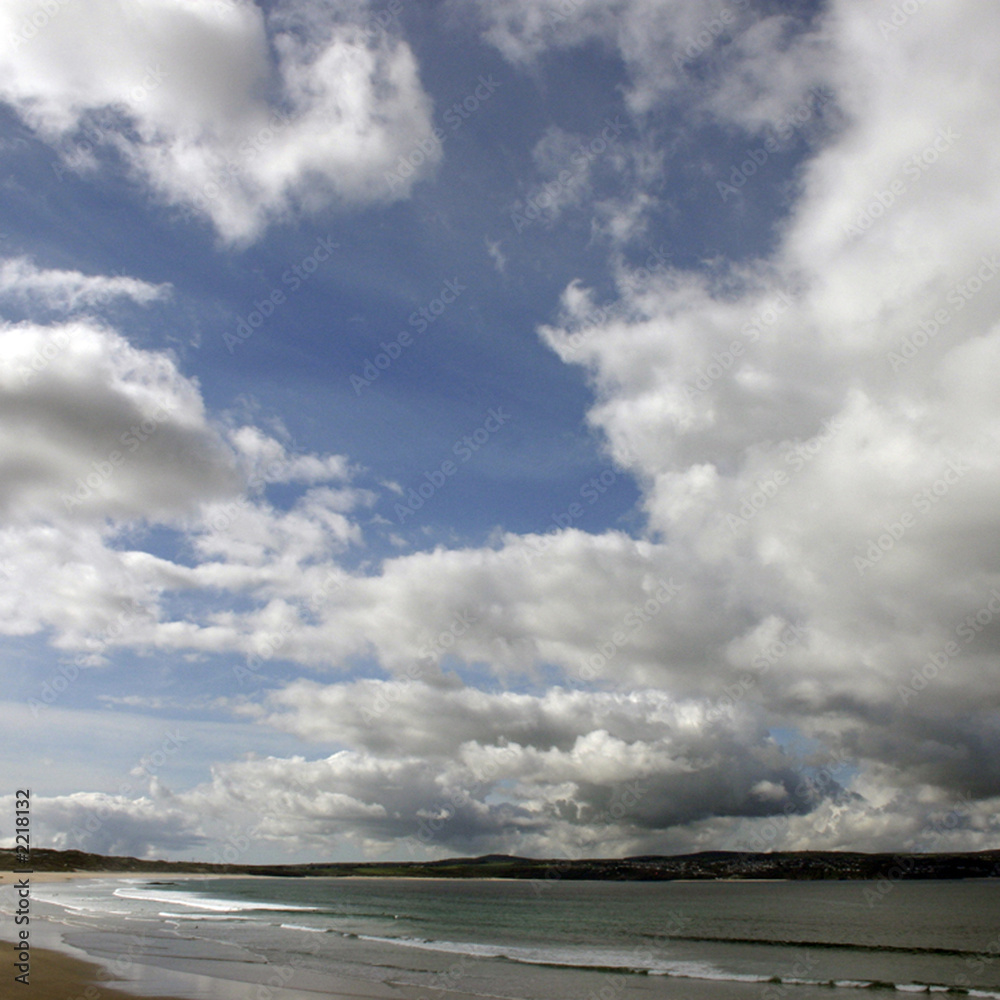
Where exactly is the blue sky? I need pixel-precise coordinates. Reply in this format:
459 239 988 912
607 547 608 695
1 0 999 863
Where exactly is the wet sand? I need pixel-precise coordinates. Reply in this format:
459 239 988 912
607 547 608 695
1 870 240 999
5 943 188 1000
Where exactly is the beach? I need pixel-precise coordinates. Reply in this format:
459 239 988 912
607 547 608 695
2 871 999 1000
0 871 360 1000
2 943 187 1000
0 871 540 1000
1 872 208 1000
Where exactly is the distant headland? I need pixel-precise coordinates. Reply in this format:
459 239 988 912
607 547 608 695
3 847 998 881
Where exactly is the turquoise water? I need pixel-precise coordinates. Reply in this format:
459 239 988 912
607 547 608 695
26 877 1000 998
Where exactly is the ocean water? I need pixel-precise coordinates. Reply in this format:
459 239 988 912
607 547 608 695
15 876 1000 999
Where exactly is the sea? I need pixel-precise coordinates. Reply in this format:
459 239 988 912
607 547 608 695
8 876 1000 1000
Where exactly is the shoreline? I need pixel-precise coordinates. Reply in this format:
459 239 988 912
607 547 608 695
2 943 188 1000
0 869 269 884
0 872 310 999
0 873 506 1000
0 869 796 884
4 870 996 1000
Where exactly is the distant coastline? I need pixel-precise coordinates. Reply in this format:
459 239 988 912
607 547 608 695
3 847 998 881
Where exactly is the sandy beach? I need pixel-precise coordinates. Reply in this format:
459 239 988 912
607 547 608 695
4 869 997 1000
5 943 188 1000
0 870 222 884
0 870 504 1000
0 870 240 1000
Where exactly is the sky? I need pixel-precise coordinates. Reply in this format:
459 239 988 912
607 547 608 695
0 0 998 864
